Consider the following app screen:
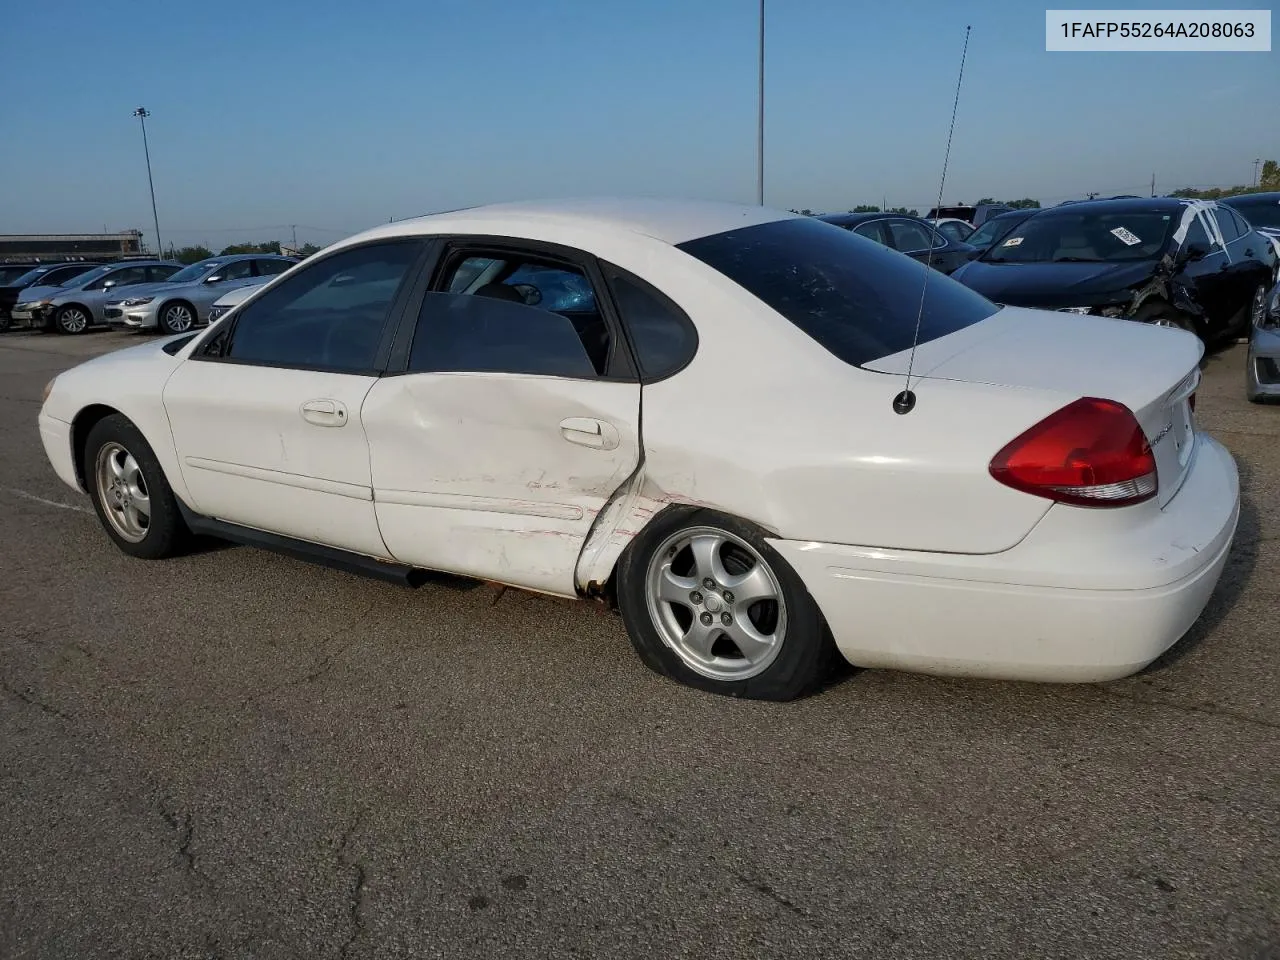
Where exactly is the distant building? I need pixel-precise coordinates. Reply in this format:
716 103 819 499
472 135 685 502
0 230 145 263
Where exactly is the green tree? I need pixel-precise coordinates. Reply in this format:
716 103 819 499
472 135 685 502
298 242 321 257
1006 198 1041 209
172 245 213 264
219 240 281 256
851 204 880 213
1261 160 1279 191
975 197 996 206
1172 160 1276 199
888 206 920 216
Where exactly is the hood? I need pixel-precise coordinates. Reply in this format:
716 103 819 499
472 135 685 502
951 258 1159 308
103 280 186 303
13 283 64 303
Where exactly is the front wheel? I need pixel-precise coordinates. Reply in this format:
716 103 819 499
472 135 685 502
615 508 837 701
84 414 190 559
158 301 196 335
55 305 91 335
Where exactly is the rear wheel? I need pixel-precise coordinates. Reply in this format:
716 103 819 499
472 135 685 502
84 414 190 559
55 304 91 335
615 508 837 701
158 300 196 335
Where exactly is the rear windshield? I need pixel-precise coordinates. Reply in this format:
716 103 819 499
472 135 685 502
676 217 999 367
1228 197 1280 229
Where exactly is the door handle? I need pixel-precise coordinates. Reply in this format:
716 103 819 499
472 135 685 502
560 417 620 450
300 398 348 427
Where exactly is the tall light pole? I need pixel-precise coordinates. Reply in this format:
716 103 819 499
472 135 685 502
756 0 765 205
133 107 163 257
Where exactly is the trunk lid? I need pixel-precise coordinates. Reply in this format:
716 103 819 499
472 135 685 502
865 306 1202 507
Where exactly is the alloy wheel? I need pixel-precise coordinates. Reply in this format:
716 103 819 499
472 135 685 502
644 525 787 681
59 307 89 334
94 442 150 543
162 304 194 333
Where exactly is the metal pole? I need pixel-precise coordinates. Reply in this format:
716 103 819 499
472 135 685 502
756 0 764 205
134 108 162 257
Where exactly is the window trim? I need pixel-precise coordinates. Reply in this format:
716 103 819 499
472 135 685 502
385 234 639 382
188 237 431 376
597 259 699 384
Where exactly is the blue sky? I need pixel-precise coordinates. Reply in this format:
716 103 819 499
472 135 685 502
2 0 1275 252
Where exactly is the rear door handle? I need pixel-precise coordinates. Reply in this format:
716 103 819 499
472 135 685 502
301 398 348 427
560 417 620 450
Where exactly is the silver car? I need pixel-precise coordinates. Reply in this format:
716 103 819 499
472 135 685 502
1247 279 1280 402
14 260 181 334
105 254 295 334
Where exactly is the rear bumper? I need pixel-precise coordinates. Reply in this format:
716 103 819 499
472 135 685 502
38 411 81 493
769 434 1240 683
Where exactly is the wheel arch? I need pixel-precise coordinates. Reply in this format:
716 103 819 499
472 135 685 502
71 404 125 489
158 299 198 331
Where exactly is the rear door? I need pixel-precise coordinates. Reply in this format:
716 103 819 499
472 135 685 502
361 238 642 596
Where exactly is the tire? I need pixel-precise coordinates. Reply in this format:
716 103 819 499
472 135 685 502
615 507 838 701
1131 299 1202 341
83 414 190 559
55 304 92 335
158 300 196 335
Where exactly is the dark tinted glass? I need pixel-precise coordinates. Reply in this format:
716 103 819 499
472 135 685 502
852 221 887 244
607 271 697 379
222 241 418 371
1182 215 1210 250
1228 208 1255 238
677 218 998 367
148 264 181 282
984 210 1176 263
255 258 292 276
215 259 255 281
1227 197 1280 229
409 291 597 378
888 219 935 252
1214 208 1242 243
0 266 32 285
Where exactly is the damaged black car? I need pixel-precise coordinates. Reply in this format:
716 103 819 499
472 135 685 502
949 197 1277 343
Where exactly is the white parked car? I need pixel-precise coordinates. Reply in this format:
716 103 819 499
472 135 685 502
37 199 1240 700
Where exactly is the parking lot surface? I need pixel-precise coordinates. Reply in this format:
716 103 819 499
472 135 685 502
1 328 1277 960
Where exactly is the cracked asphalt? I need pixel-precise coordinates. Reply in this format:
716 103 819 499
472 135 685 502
1 328 1277 960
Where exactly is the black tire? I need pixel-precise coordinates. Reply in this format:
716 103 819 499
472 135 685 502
83 414 190 559
54 304 92 335
158 300 197 335
1131 299 1207 351
615 507 838 701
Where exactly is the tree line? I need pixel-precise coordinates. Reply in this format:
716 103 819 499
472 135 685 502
164 240 323 265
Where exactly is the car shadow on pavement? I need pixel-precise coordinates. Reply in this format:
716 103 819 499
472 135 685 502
1134 459 1260 675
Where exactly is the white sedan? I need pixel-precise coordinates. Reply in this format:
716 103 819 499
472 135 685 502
37 199 1240 700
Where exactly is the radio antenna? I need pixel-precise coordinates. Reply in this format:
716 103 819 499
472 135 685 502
894 24 971 416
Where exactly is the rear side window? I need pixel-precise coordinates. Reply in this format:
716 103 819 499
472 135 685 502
604 268 697 380
1213 208 1242 243
255 258 292 277
677 217 998 367
148 265 180 282
852 221 887 244
887 219 937 253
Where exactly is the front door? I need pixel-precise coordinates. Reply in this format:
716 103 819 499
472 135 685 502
361 241 642 596
1177 208 1237 335
162 239 426 556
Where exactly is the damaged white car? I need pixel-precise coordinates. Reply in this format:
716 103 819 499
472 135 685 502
38 200 1240 700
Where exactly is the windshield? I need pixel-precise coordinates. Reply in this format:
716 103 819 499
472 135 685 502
983 210 1176 263
12 264 95 287
677 217 999 367
1229 198 1280 229
166 260 224 284
967 215 1029 249
63 264 116 286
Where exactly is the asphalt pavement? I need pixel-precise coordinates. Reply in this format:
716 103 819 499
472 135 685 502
1 328 1277 960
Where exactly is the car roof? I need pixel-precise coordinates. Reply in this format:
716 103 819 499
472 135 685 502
344 198 799 248
1220 191 1280 206
815 212 912 225
1034 197 1191 217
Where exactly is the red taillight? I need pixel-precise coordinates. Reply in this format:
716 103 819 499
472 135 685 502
989 397 1157 508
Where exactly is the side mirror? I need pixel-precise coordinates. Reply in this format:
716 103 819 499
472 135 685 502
204 274 223 284
101 279 117 289
1182 242 1210 263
